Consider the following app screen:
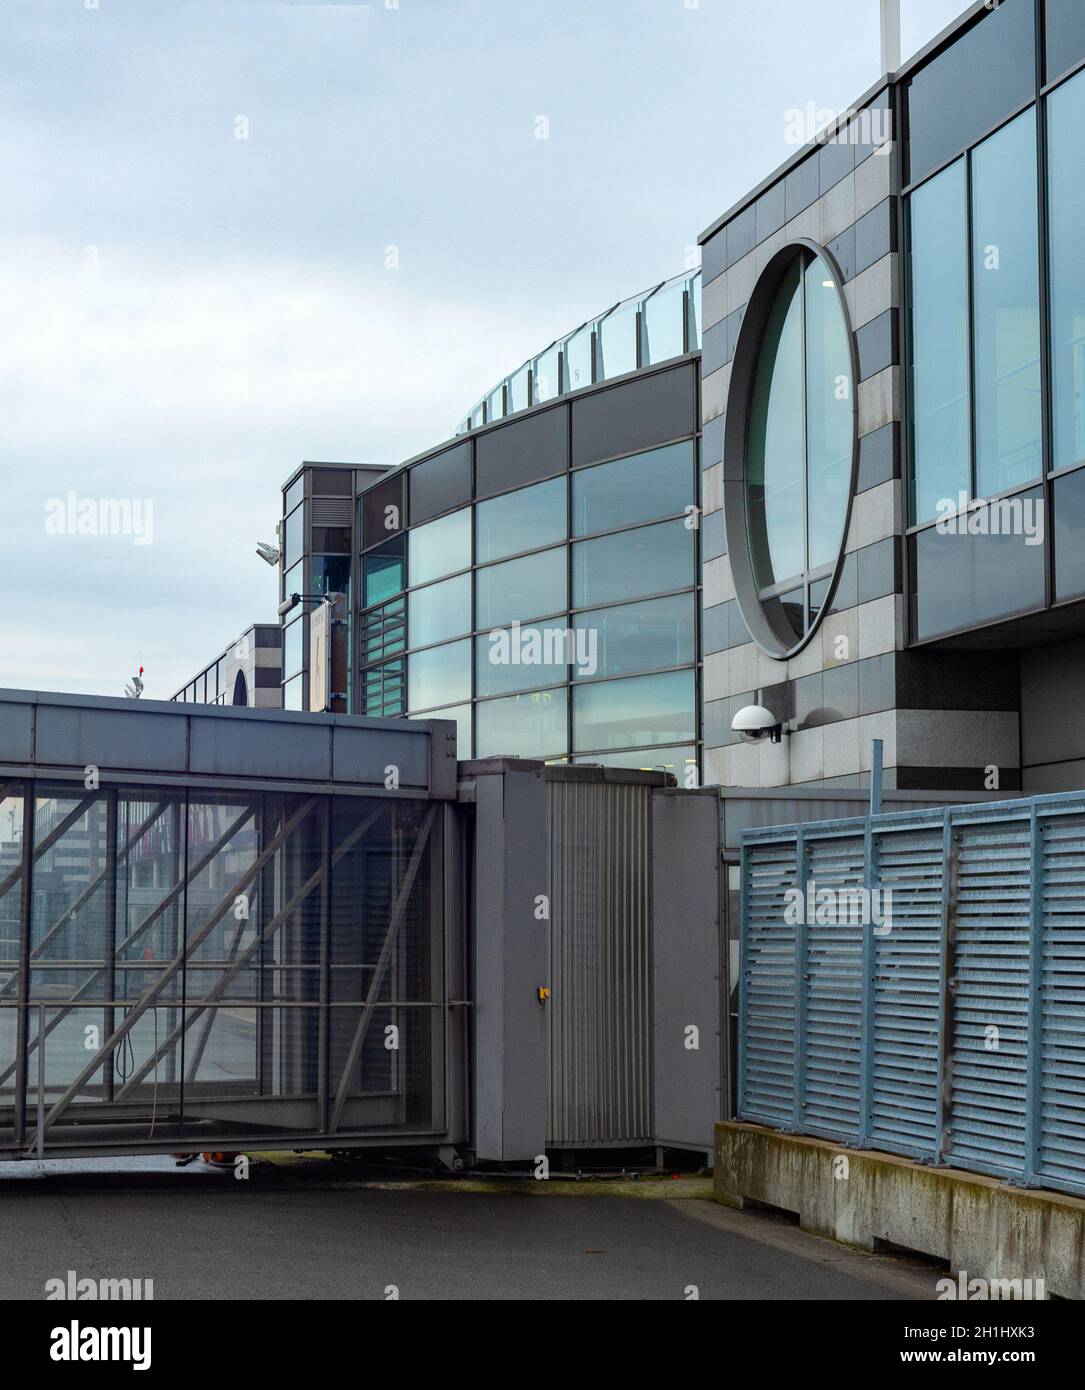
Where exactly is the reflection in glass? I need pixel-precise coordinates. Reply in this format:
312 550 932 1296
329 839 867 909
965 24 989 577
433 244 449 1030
408 573 471 649
1048 71 1085 474
475 477 567 564
364 538 405 607
475 630 567 697
909 160 970 523
1054 468 1085 601
532 345 559 404
572 670 696 752
972 109 1041 499
476 547 567 629
283 505 304 570
573 442 694 536
573 744 697 775
408 638 471 712
573 519 694 608
410 702 472 759
283 617 303 679
476 687 568 759
644 280 685 364
804 258 853 569
507 366 529 414
572 593 695 680
408 508 471 587
598 302 638 379
564 325 593 391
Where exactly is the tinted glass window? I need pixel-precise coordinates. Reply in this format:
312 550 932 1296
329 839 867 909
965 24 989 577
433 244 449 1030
310 467 352 495
804 256 853 569
905 0 1035 184
1047 0 1085 82
283 619 303 679
572 518 694 608
572 441 694 536
408 507 471 587
408 573 472 648
910 488 1045 640
312 555 350 600
475 629 569 697
474 406 567 499
972 109 1042 498
283 504 304 569
409 702 472 758
283 674 304 711
362 473 405 549
572 593 695 681
573 745 697 776
572 669 696 753
408 638 471 711
364 538 405 606
1054 468 1085 600
1048 70 1085 473
475 688 568 759
476 546 567 629
571 363 694 468
475 476 567 563
284 476 304 516
282 558 303 606
408 443 472 524
909 160 970 523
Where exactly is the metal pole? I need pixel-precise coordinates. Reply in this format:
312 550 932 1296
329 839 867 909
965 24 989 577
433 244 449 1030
36 1004 45 1158
869 738 884 818
880 0 901 74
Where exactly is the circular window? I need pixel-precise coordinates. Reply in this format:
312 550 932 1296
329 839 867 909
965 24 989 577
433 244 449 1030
723 240 858 658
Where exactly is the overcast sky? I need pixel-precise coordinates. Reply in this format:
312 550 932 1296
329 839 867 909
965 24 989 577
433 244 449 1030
1 0 967 699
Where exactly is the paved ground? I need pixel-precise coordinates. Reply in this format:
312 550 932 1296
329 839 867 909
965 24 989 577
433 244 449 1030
0 1156 939 1300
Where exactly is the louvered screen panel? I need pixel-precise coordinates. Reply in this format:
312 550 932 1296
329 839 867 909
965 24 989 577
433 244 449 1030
740 840 799 1126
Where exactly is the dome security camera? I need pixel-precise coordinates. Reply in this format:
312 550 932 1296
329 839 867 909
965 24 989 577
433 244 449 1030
731 704 785 744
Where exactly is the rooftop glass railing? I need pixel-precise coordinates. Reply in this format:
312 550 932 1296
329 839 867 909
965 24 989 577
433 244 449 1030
456 267 701 435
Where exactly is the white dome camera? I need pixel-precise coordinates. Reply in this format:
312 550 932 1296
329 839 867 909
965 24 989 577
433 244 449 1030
731 704 784 744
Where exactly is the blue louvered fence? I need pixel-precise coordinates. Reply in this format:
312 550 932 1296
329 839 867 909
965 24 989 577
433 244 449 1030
738 791 1085 1197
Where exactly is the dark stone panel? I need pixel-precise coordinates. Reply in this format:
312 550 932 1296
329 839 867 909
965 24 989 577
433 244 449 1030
857 422 900 493
702 601 728 655
794 671 823 731
854 198 897 277
702 508 726 561
254 666 282 688
858 652 896 715
895 764 1022 792
701 318 728 378
702 228 727 287
475 404 567 500
785 152 820 221
701 414 725 471
894 650 1020 712
831 552 859 613
724 597 751 648
310 467 353 495
725 205 756 270
704 695 736 746
857 536 902 605
854 89 893 165
821 662 860 722
408 441 472 524
254 628 283 648
362 471 406 548
819 133 856 194
856 309 899 381
759 679 794 724
755 180 786 245
571 363 696 468
826 224 856 283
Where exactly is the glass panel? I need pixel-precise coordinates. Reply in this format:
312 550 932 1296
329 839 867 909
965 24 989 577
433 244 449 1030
283 618 303 679
563 325 592 391
508 366 530 414
475 687 568 759
476 546 567 629
409 444 471 525
532 346 559 404
409 702 472 759
364 537 406 606
909 160 970 523
644 280 685 364
312 555 350 602
598 303 638 379
689 272 701 349
284 476 304 516
972 109 1041 499
905 0 1035 184
408 638 471 711
572 670 696 753
572 593 695 681
572 441 694 536
804 257 853 569
408 508 471 588
283 674 304 710
475 629 569 697
1048 70 1085 473
475 476 567 564
283 505 305 571
746 257 804 587
361 657 405 717
764 587 806 642
486 385 504 422
408 573 471 648
1054 468 1085 600
910 487 1045 640
311 526 350 554
1047 0 1085 82
572 518 694 608
573 744 697 777
282 558 303 607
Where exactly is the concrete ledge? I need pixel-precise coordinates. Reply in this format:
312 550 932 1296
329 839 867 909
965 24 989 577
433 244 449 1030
715 1122 1085 1300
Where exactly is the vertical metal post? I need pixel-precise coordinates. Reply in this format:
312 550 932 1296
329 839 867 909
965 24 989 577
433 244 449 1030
1023 804 1044 1185
792 827 810 1133
317 797 331 1133
13 785 34 1146
936 809 960 1164
880 0 901 74
859 810 880 1147
104 790 118 1102
870 738 884 818
36 1003 45 1158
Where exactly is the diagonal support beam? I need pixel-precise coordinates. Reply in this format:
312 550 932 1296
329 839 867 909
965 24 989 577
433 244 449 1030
0 794 99 900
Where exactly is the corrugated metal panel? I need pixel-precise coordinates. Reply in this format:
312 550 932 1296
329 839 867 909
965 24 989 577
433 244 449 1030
1038 816 1085 1190
803 836 864 1139
871 828 942 1155
945 819 1031 1176
740 838 799 1127
311 496 352 526
545 779 652 1146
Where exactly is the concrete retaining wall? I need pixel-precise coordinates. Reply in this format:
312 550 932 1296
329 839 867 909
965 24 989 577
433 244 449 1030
715 1122 1085 1299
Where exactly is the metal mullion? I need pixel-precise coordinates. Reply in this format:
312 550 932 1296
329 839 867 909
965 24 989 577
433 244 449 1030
901 94 1038 198
1036 17 1056 614
103 789 118 1103
965 146 977 505
13 783 33 1146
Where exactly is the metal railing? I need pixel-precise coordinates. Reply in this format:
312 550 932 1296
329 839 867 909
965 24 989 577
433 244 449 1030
738 789 1085 1198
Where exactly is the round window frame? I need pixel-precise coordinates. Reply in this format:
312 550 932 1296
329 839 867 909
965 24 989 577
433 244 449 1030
722 237 860 660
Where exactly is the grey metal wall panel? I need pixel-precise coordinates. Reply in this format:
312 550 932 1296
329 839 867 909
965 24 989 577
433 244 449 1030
332 724 429 789
651 791 722 1152
36 703 188 772
0 698 33 764
546 777 652 1146
190 717 331 782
